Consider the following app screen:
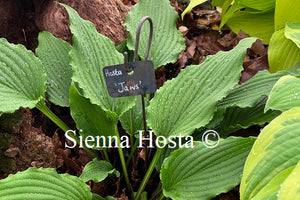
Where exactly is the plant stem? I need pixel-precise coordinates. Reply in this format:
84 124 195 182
36 101 100 159
158 192 165 200
103 149 110 162
36 101 69 132
135 148 163 200
140 94 148 169
126 138 139 167
114 127 132 196
149 182 162 200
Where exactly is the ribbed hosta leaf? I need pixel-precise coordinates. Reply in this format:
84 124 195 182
147 37 255 137
69 84 116 148
274 0 300 31
0 167 91 200
36 31 72 107
287 62 300 74
278 161 300 200
161 137 256 200
125 0 185 69
156 147 177 172
80 159 120 183
203 108 226 131
240 107 300 200
119 97 148 135
269 29 300 73
285 22 300 48
0 38 46 113
265 75 300 112
62 4 135 117
181 0 207 19
220 97 280 136
218 67 300 109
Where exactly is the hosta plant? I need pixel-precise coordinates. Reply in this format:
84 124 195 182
182 0 300 72
240 75 300 199
0 0 299 199
213 0 300 73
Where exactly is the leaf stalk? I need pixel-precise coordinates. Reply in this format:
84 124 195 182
114 126 133 196
135 148 163 200
36 100 100 159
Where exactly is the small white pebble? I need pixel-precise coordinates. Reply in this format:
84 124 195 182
178 26 189 36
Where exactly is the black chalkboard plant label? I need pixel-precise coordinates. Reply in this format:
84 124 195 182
103 61 156 97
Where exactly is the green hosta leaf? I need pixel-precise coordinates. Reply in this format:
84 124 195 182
140 192 148 200
246 166 295 200
36 31 72 107
226 10 274 44
220 0 274 43
0 167 92 200
285 22 300 48
92 194 115 200
119 97 149 135
203 108 226 131
240 107 300 200
220 0 245 28
211 0 226 6
62 4 135 117
115 40 135 63
147 37 256 137
156 147 177 171
239 0 275 11
218 67 300 109
181 0 207 19
220 97 281 136
161 137 256 200
265 75 300 112
125 0 185 69
275 0 300 31
268 29 300 73
80 159 120 183
133 192 147 200
287 62 300 75
0 38 46 113
69 84 117 149
278 161 300 200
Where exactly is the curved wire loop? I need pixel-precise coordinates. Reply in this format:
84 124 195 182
133 16 153 62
